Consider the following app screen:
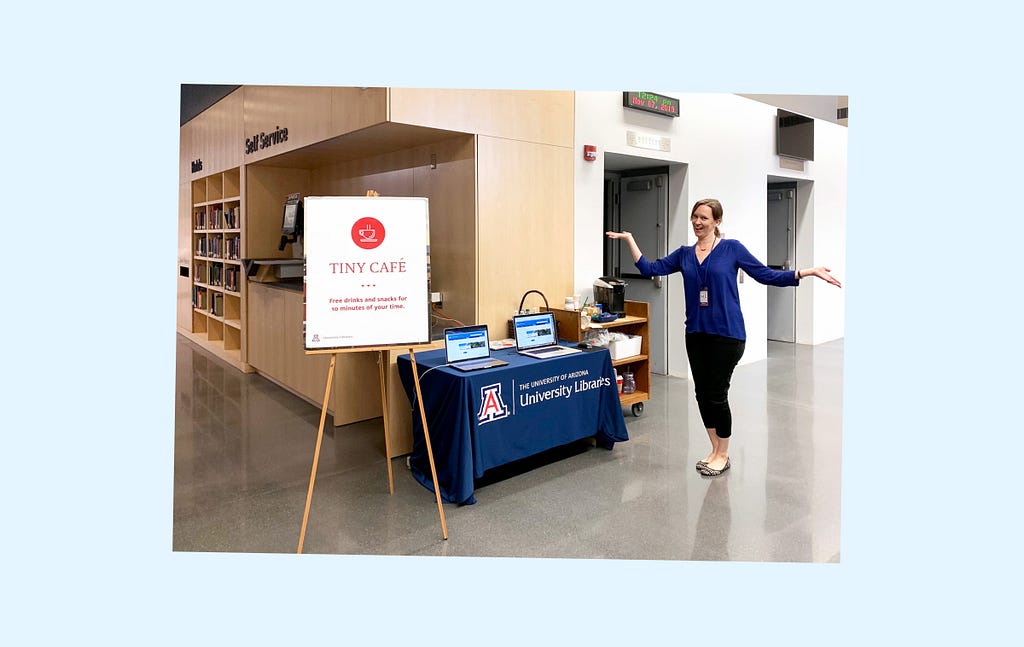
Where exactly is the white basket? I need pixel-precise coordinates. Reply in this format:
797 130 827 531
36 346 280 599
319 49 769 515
608 334 642 360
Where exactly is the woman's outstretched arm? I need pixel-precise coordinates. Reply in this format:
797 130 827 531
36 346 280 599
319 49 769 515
796 266 842 288
605 230 643 263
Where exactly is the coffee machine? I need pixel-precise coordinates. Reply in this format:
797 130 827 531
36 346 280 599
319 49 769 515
592 277 626 315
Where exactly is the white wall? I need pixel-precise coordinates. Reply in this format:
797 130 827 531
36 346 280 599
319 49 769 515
802 121 847 345
573 92 847 376
738 94 845 125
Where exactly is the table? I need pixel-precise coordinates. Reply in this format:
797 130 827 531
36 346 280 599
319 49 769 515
397 346 629 505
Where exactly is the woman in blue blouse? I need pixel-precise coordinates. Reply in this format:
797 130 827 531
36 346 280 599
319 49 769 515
607 198 841 476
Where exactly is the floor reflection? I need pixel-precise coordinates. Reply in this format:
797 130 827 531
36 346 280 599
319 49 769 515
173 335 843 561
691 477 731 561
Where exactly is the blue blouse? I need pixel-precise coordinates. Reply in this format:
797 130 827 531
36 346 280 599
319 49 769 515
635 238 799 341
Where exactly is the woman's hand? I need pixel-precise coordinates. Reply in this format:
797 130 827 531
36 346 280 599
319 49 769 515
800 266 842 288
606 231 643 263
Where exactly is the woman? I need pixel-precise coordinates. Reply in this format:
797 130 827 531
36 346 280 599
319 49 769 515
607 198 841 476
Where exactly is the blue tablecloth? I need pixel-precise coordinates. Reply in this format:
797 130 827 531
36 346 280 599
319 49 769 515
397 346 629 505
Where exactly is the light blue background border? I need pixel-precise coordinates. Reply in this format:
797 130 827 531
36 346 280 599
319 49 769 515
3 1 1021 645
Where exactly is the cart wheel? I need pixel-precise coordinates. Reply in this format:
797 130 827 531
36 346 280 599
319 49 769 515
631 402 644 417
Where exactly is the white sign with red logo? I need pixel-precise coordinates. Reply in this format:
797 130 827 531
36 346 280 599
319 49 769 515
302 196 430 350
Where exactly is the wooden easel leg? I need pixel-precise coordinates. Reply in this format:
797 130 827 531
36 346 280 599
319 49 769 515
297 354 337 554
409 348 449 540
378 351 395 494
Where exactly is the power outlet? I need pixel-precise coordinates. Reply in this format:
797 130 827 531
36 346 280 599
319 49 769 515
430 291 443 306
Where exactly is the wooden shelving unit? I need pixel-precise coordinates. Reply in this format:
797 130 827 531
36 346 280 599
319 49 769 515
548 300 650 416
187 167 245 370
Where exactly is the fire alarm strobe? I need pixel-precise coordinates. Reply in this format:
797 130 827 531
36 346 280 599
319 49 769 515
583 144 597 162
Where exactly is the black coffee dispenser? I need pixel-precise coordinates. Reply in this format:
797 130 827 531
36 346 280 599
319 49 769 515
593 277 626 315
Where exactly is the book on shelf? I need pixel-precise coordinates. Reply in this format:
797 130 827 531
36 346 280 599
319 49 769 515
211 292 224 317
224 206 239 229
192 286 208 310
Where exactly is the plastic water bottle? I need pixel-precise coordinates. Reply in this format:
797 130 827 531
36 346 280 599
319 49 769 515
622 371 636 394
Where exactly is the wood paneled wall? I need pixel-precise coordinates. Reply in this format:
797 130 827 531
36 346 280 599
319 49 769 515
182 86 389 174
310 134 477 327
412 137 477 330
330 87 389 135
390 88 574 148
244 165 312 260
181 88 244 179
180 85 576 452
177 181 193 331
179 122 192 187
181 85 576 343
477 136 574 334
247 283 383 425
242 86 334 164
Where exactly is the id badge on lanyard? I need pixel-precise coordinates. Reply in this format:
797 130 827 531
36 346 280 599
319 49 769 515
696 239 716 308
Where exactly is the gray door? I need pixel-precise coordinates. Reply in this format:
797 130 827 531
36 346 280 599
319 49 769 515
767 187 796 342
608 172 669 374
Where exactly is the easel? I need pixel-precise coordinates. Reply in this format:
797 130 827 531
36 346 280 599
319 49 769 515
296 345 448 553
296 190 448 553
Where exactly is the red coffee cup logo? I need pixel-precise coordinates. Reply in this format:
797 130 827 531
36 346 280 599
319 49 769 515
351 217 385 250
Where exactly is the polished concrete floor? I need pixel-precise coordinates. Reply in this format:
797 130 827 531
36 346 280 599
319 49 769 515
173 334 843 562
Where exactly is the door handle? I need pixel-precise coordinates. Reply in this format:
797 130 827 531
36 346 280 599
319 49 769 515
653 276 662 289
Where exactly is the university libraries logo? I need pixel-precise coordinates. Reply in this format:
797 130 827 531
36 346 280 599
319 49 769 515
351 217 385 250
477 384 510 425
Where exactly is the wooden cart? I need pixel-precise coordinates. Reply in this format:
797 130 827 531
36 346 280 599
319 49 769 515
547 300 651 416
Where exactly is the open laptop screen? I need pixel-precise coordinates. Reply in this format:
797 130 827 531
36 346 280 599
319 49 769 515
513 312 557 350
444 325 491 363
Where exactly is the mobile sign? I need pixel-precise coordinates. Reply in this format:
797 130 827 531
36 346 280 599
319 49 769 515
302 196 430 351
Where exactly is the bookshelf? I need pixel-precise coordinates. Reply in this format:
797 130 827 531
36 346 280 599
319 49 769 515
547 300 650 416
188 167 245 370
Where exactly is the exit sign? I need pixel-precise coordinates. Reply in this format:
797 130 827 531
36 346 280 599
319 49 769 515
623 91 680 117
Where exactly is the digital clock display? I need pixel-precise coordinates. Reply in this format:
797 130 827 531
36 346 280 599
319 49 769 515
622 91 680 117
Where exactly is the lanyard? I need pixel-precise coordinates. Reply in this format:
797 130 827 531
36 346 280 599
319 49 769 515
695 237 718 287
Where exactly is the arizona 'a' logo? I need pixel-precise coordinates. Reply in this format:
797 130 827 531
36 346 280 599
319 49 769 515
477 383 510 425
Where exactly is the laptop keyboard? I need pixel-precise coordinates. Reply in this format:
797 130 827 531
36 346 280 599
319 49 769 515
456 358 494 368
533 347 573 358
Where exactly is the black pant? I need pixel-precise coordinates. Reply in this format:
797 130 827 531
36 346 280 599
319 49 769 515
685 332 745 439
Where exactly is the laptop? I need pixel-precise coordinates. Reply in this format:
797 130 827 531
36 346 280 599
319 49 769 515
444 325 509 371
512 311 581 359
